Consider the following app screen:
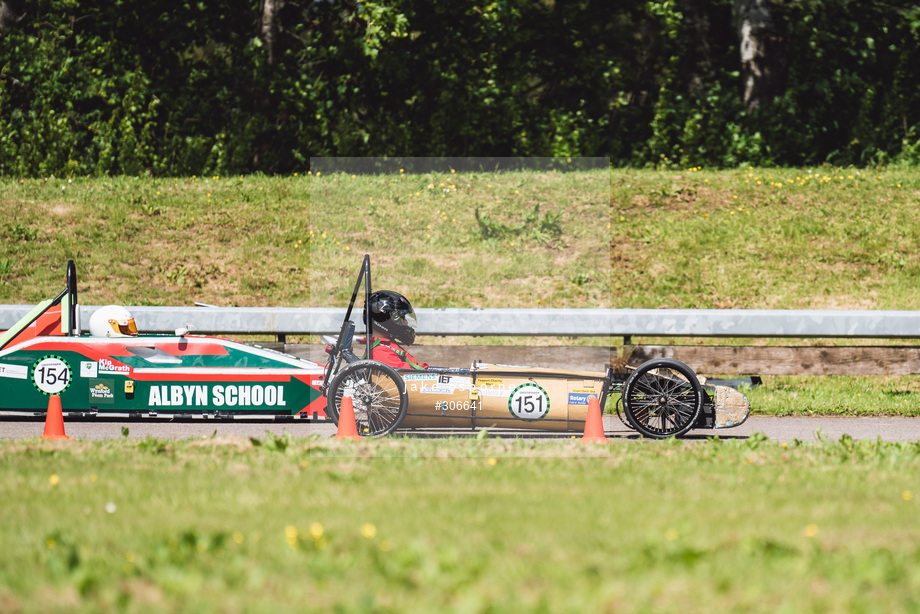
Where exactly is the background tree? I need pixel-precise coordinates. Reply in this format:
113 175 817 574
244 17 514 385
735 0 787 111
0 0 24 30
0 0 918 175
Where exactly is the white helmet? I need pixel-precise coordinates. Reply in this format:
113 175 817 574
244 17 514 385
89 305 138 337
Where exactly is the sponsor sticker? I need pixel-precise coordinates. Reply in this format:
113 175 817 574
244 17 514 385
419 376 472 395
403 373 438 381
477 384 510 397
568 392 598 406
89 379 115 404
99 358 131 375
80 361 99 378
419 385 453 395
0 362 28 380
476 378 505 386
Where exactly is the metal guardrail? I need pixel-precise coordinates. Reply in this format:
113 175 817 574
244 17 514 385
1 305 919 339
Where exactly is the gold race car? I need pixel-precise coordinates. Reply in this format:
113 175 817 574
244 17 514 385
321 257 750 439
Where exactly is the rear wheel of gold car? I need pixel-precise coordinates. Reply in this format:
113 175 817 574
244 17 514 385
622 358 702 439
326 360 408 437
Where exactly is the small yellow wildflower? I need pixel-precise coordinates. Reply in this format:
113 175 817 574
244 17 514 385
285 525 299 546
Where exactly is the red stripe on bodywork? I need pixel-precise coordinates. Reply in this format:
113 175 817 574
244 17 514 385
24 339 230 358
130 372 294 382
26 341 134 372
134 340 230 356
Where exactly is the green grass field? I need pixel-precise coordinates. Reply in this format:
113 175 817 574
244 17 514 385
3 435 920 613
3 166 920 611
613 167 920 310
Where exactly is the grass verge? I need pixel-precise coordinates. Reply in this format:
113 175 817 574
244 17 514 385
2 434 920 613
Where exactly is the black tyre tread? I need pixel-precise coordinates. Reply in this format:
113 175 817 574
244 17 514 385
325 360 408 437
622 358 702 439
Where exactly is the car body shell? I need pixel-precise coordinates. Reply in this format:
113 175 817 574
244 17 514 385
385 362 748 432
395 363 610 431
0 262 329 419
0 330 328 419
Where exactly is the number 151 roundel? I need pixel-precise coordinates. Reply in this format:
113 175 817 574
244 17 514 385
507 382 550 420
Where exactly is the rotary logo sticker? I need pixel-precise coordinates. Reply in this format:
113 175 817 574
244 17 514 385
507 382 549 420
31 355 72 395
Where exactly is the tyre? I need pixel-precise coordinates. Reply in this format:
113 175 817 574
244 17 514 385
325 360 408 437
622 358 702 439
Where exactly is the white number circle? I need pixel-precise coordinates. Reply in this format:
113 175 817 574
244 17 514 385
508 383 549 420
32 356 72 395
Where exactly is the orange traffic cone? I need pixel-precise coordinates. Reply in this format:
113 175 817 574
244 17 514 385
42 394 71 440
335 394 365 441
579 396 608 444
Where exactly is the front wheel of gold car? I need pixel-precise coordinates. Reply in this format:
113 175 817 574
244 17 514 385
326 360 408 437
622 358 702 439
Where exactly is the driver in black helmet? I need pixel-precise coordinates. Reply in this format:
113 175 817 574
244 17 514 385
360 290 429 370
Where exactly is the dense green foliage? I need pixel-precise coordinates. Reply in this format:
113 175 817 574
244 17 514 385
1 0 919 175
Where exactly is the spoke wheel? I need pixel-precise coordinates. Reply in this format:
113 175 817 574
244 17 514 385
326 360 407 437
622 358 702 439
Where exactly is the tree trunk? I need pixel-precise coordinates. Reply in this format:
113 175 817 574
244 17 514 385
0 0 25 30
735 0 787 110
260 0 283 65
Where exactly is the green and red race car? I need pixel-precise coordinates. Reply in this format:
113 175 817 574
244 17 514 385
0 262 327 420
0 260 750 439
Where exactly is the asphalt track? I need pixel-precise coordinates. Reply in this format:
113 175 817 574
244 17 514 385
1 416 918 443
